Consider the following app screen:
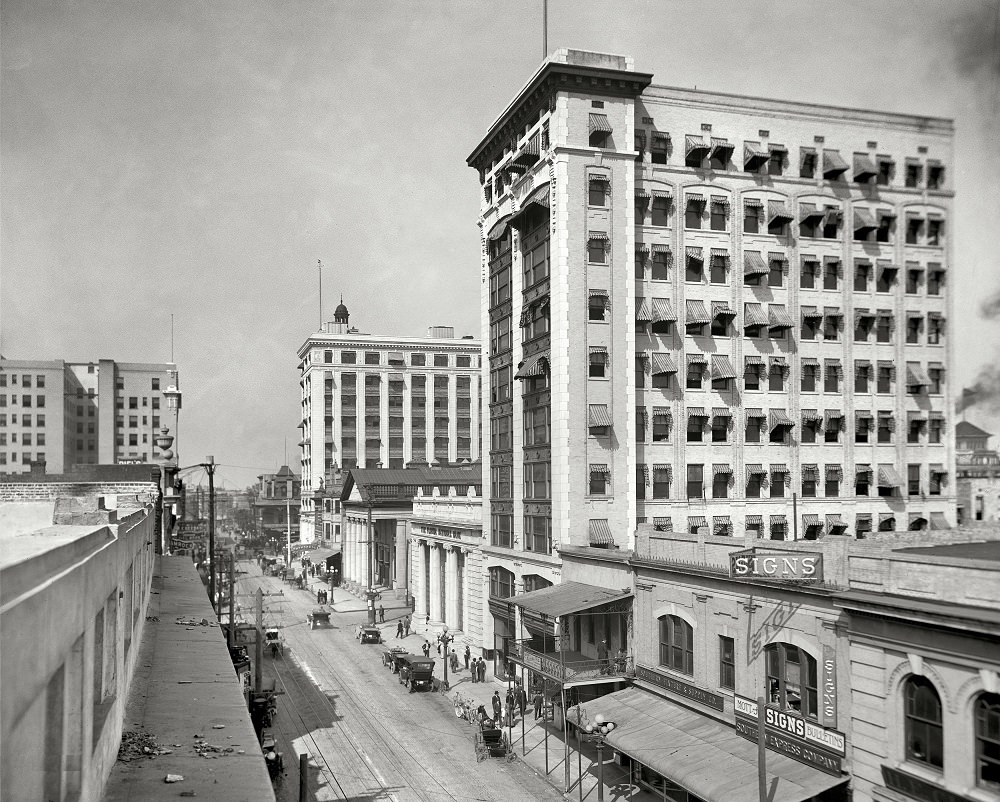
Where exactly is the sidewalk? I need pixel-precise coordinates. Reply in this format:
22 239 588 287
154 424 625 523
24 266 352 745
255 565 659 801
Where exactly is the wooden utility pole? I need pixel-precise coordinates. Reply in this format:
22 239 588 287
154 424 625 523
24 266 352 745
757 695 767 802
255 588 264 694
228 552 236 647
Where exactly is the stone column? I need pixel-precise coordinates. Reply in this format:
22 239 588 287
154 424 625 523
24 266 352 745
359 517 370 589
413 540 427 619
395 519 407 598
444 546 458 629
429 543 442 622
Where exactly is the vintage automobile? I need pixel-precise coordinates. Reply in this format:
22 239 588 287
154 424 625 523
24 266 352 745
307 608 331 630
264 628 283 657
397 654 436 692
359 625 382 644
382 646 409 671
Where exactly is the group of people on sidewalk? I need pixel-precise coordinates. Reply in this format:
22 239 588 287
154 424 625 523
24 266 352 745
489 683 531 728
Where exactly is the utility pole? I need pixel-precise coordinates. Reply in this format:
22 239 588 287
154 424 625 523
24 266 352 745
542 0 548 60
228 552 236 647
757 695 768 802
255 588 264 694
207 456 216 614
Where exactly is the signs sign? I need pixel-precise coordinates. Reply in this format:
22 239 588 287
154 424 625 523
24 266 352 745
635 665 726 712
729 549 824 582
734 694 845 776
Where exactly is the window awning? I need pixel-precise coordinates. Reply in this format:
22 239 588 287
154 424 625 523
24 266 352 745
520 183 550 212
635 297 652 324
744 141 769 170
514 351 549 379
651 353 678 375
801 465 819 481
769 409 794 429
799 203 824 222
711 354 737 380
880 512 896 526
802 409 822 423
688 516 707 528
744 354 765 367
651 297 677 323
635 189 651 202
771 465 789 475
746 464 766 476
652 517 673 532
854 208 878 233
687 407 708 421
854 152 878 182
685 299 711 325
746 514 763 525
685 134 709 158
713 464 733 476
744 251 769 277
589 113 613 135
686 245 704 262
487 214 512 241
588 519 614 546
746 408 766 420
801 305 823 320
305 546 342 563
855 464 872 480
744 303 768 327
566 687 847 802
906 363 931 387
768 200 793 224
768 305 795 330
710 137 734 158
823 149 850 178
826 514 847 529
929 511 949 530
589 231 609 241
713 515 732 535
712 301 736 320
878 465 903 488
652 463 672 478
712 407 732 419
635 242 650 254
802 514 822 526
510 580 629 618
652 407 671 421
855 307 876 323
588 404 612 428
686 353 707 366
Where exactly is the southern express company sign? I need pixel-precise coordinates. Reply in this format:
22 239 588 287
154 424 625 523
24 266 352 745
729 549 824 582
734 694 845 776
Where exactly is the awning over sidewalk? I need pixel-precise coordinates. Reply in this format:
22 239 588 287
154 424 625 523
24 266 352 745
305 547 341 563
508 581 632 619
566 686 847 802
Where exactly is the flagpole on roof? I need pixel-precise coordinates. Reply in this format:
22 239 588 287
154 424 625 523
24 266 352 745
318 259 323 329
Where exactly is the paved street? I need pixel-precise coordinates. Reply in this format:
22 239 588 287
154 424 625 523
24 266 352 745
235 562 567 802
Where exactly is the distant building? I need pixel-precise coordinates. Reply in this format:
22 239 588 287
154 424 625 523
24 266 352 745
0 358 180 474
295 299 483 541
956 420 1000 523
252 466 301 556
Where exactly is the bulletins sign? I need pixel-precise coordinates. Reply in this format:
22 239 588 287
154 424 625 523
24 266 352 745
734 694 845 777
729 549 824 582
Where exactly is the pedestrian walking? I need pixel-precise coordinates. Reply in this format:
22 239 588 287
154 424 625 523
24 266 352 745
470 658 478 683
533 690 543 720
504 698 515 728
396 620 404 639
378 604 385 624
425 612 430 631
491 691 502 725
450 649 459 673
463 645 471 670
517 683 528 717
403 615 411 637
478 659 486 683
422 640 431 657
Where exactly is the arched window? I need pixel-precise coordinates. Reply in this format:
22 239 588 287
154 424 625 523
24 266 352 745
658 615 693 675
488 567 515 600
522 575 553 594
976 692 1000 788
905 676 943 768
765 643 818 720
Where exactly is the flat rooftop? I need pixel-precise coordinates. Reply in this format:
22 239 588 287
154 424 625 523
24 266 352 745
894 540 1000 563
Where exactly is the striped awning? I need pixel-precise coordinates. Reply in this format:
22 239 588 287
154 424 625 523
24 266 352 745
771 464 789 475
744 142 769 169
824 307 843 319
824 410 844 426
802 514 822 526
589 346 609 364
652 131 671 143
686 353 708 365
826 465 843 480
688 407 708 421
771 514 787 524
589 231 609 241
877 465 903 488
652 517 673 532
801 305 823 320
744 354 764 367
514 352 549 379
824 360 842 377
744 251 769 276
746 514 763 526
769 409 794 429
635 298 653 324
713 464 733 475
651 188 672 200
768 200 793 224
799 203 825 222
712 301 736 320
929 512 949 531
802 409 823 422
652 407 671 421
588 173 610 184
854 208 878 232
827 514 847 529
688 516 708 529
652 297 677 322
636 407 649 424
651 353 678 375
685 299 711 325
855 307 876 323
802 465 819 481
878 411 896 431
908 513 928 531
685 135 709 157
745 464 766 476
521 183 550 211
652 463 672 478
635 189 651 201
906 363 931 387
823 149 850 178
746 408 766 420
856 464 873 480
712 407 732 418
589 113 613 135
853 153 878 182
588 519 615 546
488 215 512 241
879 513 896 527
637 463 649 484
855 413 873 432
635 242 650 254
590 463 611 476
588 404 612 427
878 208 897 222
744 303 768 327
710 138 734 157
710 248 730 262
713 516 732 536
767 305 795 330
710 198 731 212
686 245 704 262
651 243 672 254
711 355 737 380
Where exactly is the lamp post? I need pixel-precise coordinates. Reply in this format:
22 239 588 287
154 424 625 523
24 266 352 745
439 626 454 690
580 712 618 802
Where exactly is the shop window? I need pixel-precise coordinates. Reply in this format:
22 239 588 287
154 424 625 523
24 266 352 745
658 615 693 675
766 643 818 721
905 676 943 769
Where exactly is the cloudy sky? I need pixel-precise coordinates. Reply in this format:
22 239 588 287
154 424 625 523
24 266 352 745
2 0 998 490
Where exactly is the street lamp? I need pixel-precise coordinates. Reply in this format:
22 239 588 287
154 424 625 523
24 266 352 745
439 626 454 690
580 711 618 802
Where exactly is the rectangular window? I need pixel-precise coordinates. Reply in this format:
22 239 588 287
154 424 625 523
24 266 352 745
710 201 727 231
490 316 511 355
906 316 922 344
686 414 704 443
686 464 703 499
745 364 761 391
906 268 923 294
523 462 550 500
746 417 761 443
905 162 922 188
929 417 944 444
770 472 785 498
652 467 671 499
927 163 945 189
712 471 729 499
927 267 944 295
768 148 785 176
768 365 784 392
876 267 897 293
767 259 784 288
524 516 551 554
927 219 943 246
823 316 839 342
928 316 944 345
710 255 728 285
800 150 817 178
651 196 670 227
588 179 606 207
490 265 511 306
651 251 670 281
744 203 761 234
906 218 924 244
801 364 818 393
686 254 703 282
711 415 729 443
746 473 763 498
877 365 893 394
908 464 921 496
588 239 606 264
651 135 668 164
876 315 893 344
491 514 513 548
589 466 609 495
878 415 893 444
685 198 704 229
928 367 944 395
342 350 357 364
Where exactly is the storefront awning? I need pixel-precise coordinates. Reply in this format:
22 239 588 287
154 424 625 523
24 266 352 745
508 580 631 618
567 687 848 802
305 546 341 563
